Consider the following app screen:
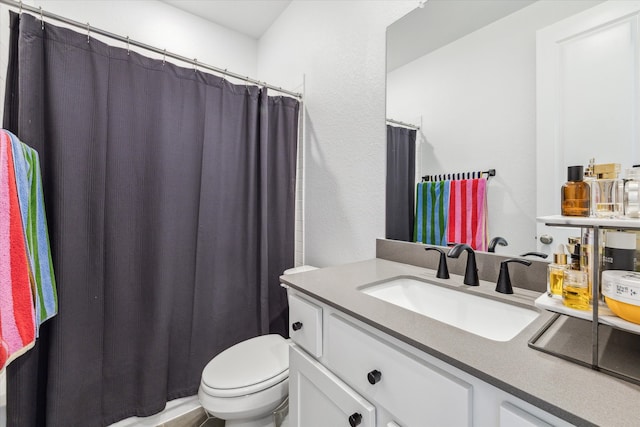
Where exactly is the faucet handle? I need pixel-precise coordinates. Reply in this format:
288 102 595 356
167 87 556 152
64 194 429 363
519 251 548 259
424 247 450 279
496 258 532 294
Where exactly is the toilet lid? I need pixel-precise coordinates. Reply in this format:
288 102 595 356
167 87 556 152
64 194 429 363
202 334 289 392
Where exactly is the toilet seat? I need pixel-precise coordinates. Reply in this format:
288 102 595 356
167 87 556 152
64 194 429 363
201 334 289 398
200 369 288 398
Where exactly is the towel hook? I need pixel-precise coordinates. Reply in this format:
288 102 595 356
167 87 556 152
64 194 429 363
86 23 90 44
126 36 130 55
39 6 44 30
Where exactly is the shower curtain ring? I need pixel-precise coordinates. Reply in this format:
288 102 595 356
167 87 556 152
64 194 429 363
162 49 166 66
19 1 23 14
194 59 198 72
39 6 44 30
87 23 90 44
126 36 130 55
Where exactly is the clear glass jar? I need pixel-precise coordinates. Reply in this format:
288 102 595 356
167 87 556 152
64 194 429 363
594 178 623 218
624 167 640 218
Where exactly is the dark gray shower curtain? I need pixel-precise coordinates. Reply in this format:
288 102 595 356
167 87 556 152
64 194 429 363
3 13 299 427
386 125 416 242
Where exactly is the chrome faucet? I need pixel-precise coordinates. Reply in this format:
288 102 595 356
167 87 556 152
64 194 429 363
447 243 479 286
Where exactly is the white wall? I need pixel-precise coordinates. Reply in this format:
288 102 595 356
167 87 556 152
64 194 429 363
387 0 601 256
258 0 416 267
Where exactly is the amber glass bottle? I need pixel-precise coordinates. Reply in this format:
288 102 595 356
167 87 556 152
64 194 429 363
561 166 590 217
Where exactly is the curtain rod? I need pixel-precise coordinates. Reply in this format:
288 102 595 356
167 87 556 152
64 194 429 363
386 118 420 130
0 0 302 99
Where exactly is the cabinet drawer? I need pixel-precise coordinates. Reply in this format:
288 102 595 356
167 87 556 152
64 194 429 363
290 345 375 427
500 402 553 427
327 314 472 427
288 293 323 357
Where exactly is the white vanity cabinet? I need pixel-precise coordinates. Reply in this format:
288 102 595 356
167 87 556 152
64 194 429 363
287 289 573 427
288 293 323 357
290 345 375 427
326 314 472 427
499 402 552 427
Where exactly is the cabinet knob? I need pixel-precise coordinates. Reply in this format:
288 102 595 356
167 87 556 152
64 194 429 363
292 321 303 331
348 412 362 426
367 369 382 385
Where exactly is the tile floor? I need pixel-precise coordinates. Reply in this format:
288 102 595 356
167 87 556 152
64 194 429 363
158 407 289 427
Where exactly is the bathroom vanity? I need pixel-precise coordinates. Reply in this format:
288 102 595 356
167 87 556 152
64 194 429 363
281 251 640 427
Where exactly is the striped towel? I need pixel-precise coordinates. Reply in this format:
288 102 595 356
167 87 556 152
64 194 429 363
7 130 58 333
447 178 488 251
0 130 36 370
414 181 450 246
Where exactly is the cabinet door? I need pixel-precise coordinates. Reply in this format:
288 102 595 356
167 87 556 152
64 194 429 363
327 315 472 427
289 293 323 357
289 345 375 427
500 402 553 427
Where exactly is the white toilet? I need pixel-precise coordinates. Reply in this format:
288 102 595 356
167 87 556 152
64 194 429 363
198 334 289 427
198 266 317 427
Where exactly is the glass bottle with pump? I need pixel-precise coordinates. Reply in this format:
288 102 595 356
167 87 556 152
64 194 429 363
561 165 590 217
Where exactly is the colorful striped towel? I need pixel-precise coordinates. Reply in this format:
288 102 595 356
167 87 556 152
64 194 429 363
447 178 488 251
7 130 58 333
0 130 36 370
414 180 450 246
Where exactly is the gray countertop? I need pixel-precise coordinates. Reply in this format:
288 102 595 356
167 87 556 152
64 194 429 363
281 258 640 427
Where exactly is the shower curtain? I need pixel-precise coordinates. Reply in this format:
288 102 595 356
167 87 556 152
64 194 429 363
385 125 416 242
3 12 299 427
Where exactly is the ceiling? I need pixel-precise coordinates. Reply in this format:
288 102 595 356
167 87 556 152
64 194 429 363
387 0 537 72
160 0 292 39
160 0 537 68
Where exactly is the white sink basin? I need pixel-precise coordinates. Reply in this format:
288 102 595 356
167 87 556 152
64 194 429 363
361 277 539 342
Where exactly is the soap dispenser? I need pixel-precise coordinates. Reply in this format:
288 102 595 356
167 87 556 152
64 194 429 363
547 244 568 299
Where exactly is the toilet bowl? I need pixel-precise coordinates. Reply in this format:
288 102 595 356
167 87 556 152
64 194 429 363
198 334 289 427
198 266 317 427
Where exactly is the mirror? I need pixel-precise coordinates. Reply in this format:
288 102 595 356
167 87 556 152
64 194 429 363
386 0 604 257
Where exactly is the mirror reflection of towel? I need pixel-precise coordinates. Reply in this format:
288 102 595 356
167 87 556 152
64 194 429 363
447 178 488 251
414 181 450 246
